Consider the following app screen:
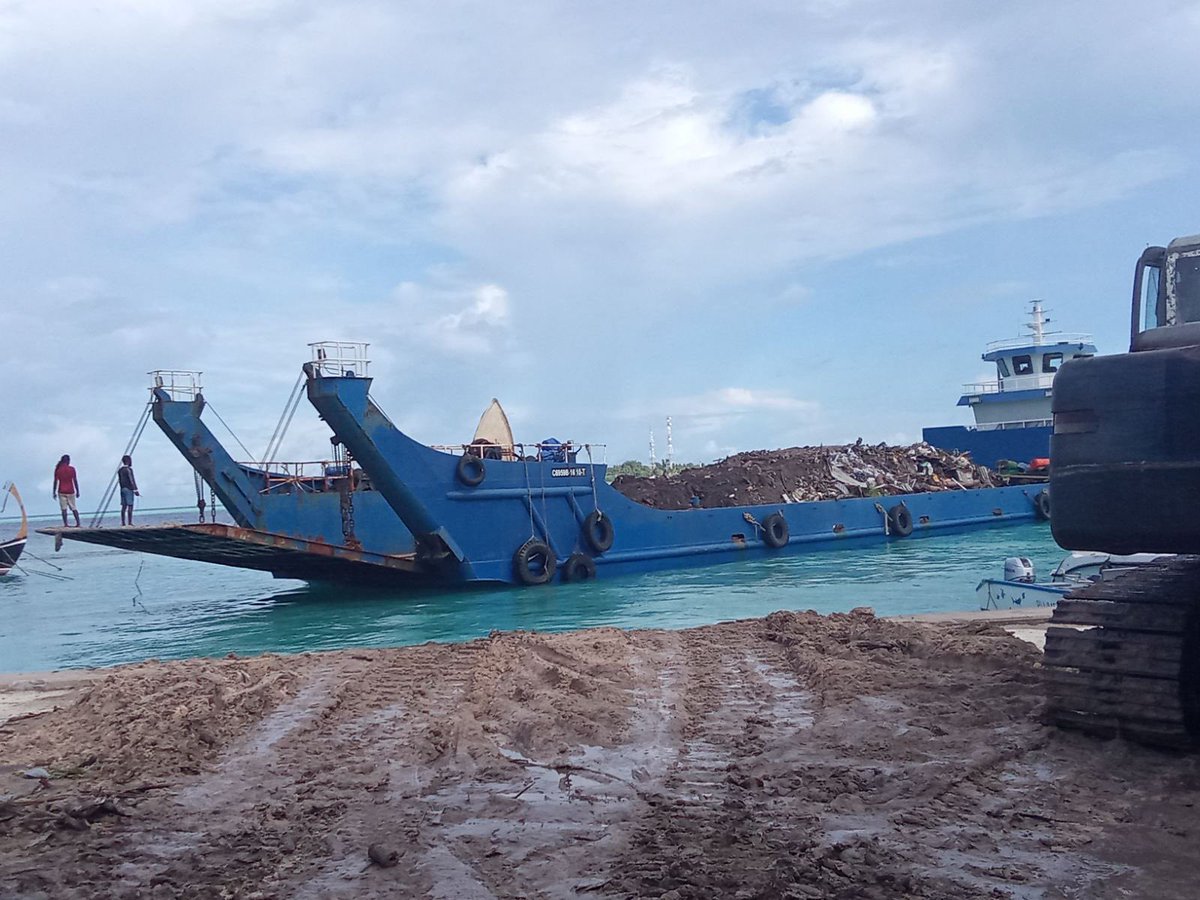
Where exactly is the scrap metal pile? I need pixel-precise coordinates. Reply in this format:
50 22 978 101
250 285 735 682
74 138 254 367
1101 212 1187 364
610 440 996 510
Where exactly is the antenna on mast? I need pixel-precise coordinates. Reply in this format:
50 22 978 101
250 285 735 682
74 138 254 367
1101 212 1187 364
1028 299 1047 345
666 416 674 469
649 428 657 467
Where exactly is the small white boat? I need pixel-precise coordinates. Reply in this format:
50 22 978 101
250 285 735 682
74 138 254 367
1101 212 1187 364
976 552 1170 610
1047 551 1171 583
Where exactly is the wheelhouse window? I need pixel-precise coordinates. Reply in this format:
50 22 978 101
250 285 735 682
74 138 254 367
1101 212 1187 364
1172 251 1200 324
1042 352 1064 373
1141 263 1163 331
996 358 1011 378
1012 355 1033 375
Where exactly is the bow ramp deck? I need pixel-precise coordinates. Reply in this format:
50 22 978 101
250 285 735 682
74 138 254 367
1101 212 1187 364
37 524 422 584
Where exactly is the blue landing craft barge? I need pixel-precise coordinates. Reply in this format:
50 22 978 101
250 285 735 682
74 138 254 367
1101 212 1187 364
46 345 1052 589
923 301 1096 469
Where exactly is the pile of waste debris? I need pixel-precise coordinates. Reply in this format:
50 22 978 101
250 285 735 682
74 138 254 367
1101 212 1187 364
610 440 996 509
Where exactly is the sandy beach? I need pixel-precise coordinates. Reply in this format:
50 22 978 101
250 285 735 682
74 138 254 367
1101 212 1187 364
1 608 1196 899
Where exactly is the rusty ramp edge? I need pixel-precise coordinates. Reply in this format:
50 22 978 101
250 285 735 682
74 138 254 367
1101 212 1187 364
36 524 422 585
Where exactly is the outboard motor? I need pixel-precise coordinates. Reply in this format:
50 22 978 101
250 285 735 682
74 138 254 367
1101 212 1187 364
1004 556 1036 583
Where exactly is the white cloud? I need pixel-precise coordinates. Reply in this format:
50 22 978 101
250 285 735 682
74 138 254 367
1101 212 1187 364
620 386 821 443
446 72 886 212
392 281 512 356
1 0 1198 514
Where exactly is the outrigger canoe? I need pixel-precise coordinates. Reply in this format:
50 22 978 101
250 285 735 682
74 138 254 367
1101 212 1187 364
0 483 28 575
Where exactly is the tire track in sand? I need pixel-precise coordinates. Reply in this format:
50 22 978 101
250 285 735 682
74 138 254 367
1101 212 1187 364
612 626 832 899
610 623 1009 900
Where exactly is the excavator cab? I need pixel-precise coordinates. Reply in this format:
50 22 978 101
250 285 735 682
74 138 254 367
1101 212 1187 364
1130 236 1200 352
1051 234 1200 555
1044 233 1200 748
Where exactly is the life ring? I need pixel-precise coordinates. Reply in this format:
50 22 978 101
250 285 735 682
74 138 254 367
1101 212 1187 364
888 503 914 537
513 539 556 585
456 454 486 487
582 510 615 553
761 512 789 549
1034 490 1051 521
562 553 597 582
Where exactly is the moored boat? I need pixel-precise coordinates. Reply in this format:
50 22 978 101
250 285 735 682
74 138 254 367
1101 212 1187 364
0 483 28 575
303 343 1054 588
46 344 1055 589
975 550 1167 609
924 301 1096 469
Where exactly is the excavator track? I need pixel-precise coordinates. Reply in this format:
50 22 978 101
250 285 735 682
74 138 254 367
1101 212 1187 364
1044 555 1200 750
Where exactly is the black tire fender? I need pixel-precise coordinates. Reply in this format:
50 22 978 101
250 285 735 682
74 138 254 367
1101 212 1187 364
513 539 556 586
582 510 615 553
761 512 789 549
562 552 597 582
456 454 486 487
1034 490 1051 521
888 503 914 537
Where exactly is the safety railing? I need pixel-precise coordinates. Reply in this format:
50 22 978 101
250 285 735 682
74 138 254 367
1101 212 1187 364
308 341 370 378
961 373 1056 395
984 332 1093 353
973 419 1053 431
239 459 362 494
149 370 203 400
429 441 607 464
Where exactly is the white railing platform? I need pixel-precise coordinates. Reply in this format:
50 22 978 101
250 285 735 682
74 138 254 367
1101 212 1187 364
308 341 370 378
971 419 1053 431
985 332 1093 353
150 370 203 401
961 373 1056 395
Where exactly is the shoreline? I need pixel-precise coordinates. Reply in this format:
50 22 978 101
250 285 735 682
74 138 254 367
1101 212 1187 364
0 607 1057 726
0 605 1055 683
3 605 1193 899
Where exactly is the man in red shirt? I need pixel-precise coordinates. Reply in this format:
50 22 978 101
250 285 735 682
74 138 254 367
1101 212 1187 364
53 454 80 527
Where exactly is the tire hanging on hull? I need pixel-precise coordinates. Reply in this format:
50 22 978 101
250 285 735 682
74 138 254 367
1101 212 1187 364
887 503 913 537
761 512 789 549
562 553 597 582
582 510 614 553
513 539 557 586
457 454 486 487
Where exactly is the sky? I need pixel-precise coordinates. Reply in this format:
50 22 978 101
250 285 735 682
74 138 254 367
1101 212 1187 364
2 0 1199 518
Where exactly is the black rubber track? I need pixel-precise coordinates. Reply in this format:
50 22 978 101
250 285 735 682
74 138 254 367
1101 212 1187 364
1043 555 1200 750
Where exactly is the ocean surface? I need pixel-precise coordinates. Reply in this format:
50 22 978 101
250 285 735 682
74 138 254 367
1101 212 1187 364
0 509 1064 674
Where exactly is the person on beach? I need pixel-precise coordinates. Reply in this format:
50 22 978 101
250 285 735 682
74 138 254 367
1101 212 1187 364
53 454 81 527
118 455 140 526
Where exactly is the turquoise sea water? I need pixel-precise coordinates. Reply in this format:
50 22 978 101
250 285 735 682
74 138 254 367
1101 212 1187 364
0 511 1063 674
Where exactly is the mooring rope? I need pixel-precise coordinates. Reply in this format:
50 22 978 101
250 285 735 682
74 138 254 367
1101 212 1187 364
260 372 306 467
585 444 600 513
538 443 550 542
520 446 536 540
206 403 254 461
91 401 153 527
130 559 149 613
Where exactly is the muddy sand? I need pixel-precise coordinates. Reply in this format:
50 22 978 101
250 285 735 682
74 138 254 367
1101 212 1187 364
1 610 1197 899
